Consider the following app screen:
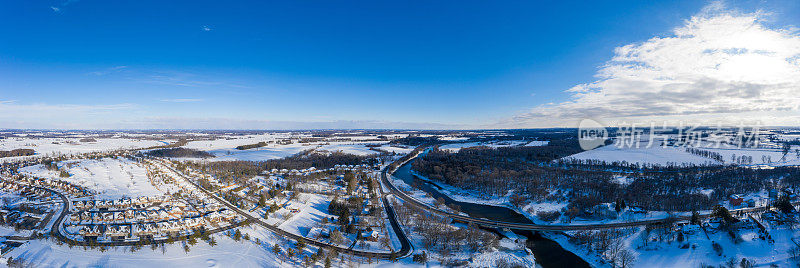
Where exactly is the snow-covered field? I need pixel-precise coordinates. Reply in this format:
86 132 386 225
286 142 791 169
276 194 333 237
181 133 295 151
377 144 414 154
566 139 800 167
20 157 162 199
565 143 718 166
205 144 318 161
0 137 163 161
315 143 382 156
4 226 282 268
700 146 800 166
439 140 548 152
181 133 389 161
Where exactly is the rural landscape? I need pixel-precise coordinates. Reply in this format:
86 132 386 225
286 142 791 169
2 0 800 267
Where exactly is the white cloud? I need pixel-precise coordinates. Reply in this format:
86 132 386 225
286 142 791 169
50 6 60 12
202 25 212 32
508 4 800 128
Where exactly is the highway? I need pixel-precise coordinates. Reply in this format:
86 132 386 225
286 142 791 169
154 159 412 260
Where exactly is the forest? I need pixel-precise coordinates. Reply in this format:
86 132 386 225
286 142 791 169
181 150 374 185
0 149 35 158
412 141 800 213
235 142 268 150
260 150 372 170
146 148 214 158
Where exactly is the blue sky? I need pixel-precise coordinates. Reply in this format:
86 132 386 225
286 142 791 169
1 1 799 129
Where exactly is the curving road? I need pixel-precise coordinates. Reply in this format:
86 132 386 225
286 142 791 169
380 152 790 231
0 177 250 247
154 158 412 260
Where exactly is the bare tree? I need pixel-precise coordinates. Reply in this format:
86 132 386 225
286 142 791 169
605 238 624 267
618 249 637 268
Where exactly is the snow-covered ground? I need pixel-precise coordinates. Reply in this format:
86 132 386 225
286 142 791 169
4 226 283 268
555 221 800 268
565 142 718 166
439 140 548 153
0 137 163 161
20 157 162 199
407 170 510 207
377 145 414 154
566 139 800 167
700 146 800 166
276 194 333 237
205 144 318 161
180 133 289 151
181 133 387 161
315 143 382 156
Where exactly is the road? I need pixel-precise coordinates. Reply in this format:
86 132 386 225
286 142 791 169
0 177 252 247
380 152 790 231
154 158 412 260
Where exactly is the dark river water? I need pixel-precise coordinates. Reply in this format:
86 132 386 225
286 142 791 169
392 160 590 268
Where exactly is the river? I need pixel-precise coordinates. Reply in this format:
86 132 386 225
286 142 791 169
392 160 590 268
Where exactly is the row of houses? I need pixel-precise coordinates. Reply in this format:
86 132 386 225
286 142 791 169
68 197 225 224
71 195 176 211
0 175 90 198
0 182 55 202
63 209 241 241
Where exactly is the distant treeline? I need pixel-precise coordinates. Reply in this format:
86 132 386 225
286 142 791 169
180 150 373 185
146 148 214 158
0 149 35 158
391 136 439 146
261 150 371 170
412 138 800 213
236 142 268 150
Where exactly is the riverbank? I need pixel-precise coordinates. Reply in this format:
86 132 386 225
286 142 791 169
392 160 590 268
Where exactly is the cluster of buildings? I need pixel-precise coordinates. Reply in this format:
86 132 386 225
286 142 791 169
62 195 242 242
728 188 799 208
0 178 61 234
1 175 91 198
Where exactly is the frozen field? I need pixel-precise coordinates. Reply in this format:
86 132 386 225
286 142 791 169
4 229 281 268
182 133 387 161
205 144 318 161
377 144 414 154
698 144 800 166
439 140 548 152
0 137 163 160
566 139 800 167
315 142 383 156
276 194 333 237
20 158 162 199
565 143 718 166
181 133 295 151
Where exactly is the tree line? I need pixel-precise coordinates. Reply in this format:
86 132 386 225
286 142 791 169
412 141 800 214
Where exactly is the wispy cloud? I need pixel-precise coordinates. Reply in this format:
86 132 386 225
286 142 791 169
159 98 204 103
504 3 800 128
201 25 212 32
141 71 250 89
88 65 128 76
49 0 79 13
